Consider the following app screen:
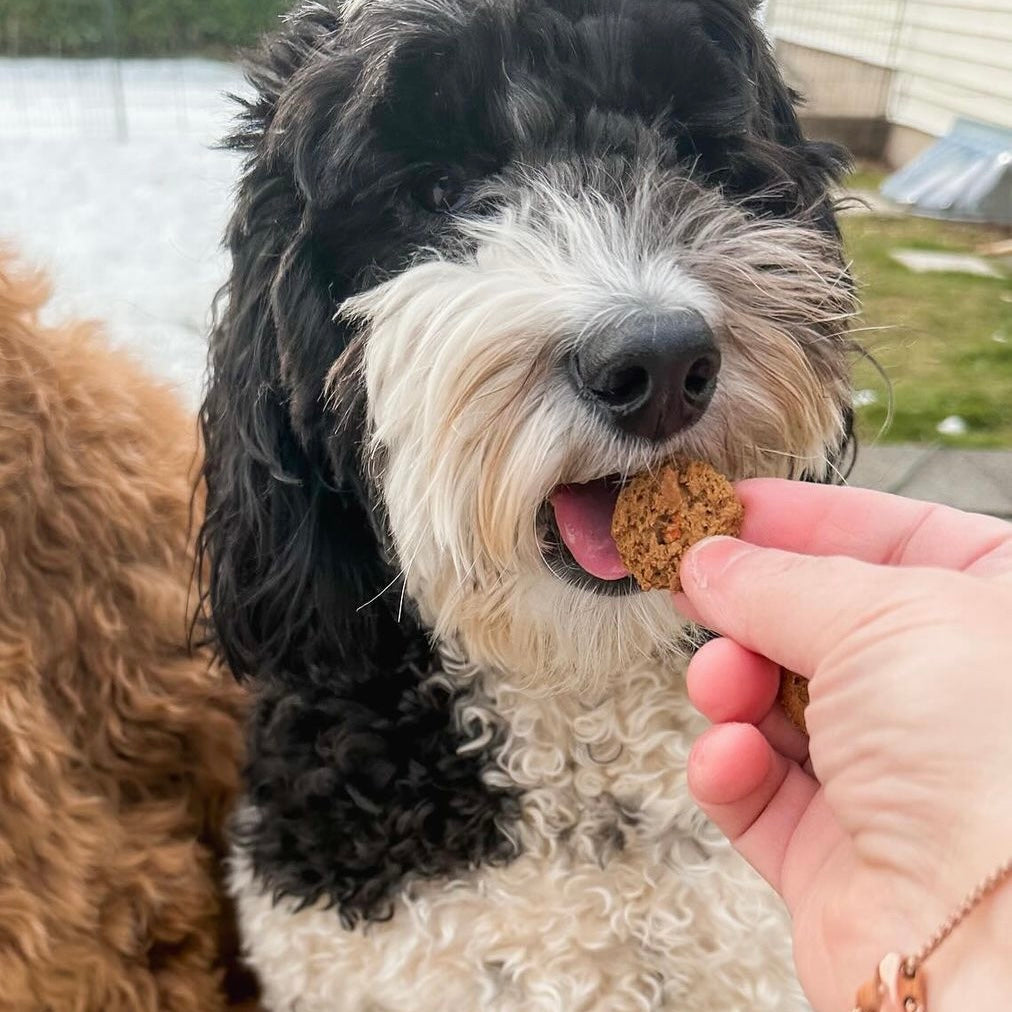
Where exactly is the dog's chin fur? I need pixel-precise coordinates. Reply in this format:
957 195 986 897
199 1 857 1007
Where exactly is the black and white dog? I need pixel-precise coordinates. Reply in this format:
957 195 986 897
199 1 856 1007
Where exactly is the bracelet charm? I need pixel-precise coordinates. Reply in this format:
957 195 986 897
851 856 1012 1012
853 952 926 1012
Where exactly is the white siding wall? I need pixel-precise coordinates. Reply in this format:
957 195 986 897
767 0 905 66
889 1 1012 136
767 0 1012 137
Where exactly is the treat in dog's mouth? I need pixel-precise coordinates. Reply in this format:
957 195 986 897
542 459 744 597
542 477 638 596
612 459 744 594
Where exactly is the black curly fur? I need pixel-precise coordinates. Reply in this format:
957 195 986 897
198 0 852 926
240 638 520 926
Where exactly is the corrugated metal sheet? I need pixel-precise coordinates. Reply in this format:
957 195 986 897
882 118 1012 225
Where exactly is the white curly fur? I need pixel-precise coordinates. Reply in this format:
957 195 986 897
234 652 806 1011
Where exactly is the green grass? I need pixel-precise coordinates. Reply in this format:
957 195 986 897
844 166 889 194
0 0 289 57
843 214 1012 448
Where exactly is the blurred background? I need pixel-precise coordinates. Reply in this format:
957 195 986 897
767 0 1012 451
0 0 1009 510
0 0 289 401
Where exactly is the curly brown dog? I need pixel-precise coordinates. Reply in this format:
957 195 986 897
0 256 256 1011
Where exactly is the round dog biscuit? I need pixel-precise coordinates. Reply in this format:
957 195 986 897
610 458 743 594
778 670 809 735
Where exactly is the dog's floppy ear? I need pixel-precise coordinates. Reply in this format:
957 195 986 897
198 7 517 926
198 5 410 684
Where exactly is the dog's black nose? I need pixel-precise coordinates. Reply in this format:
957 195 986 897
572 311 721 441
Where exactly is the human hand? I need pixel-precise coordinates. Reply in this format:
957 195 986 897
676 481 1012 1012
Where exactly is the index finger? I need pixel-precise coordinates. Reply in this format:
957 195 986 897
737 480 1012 576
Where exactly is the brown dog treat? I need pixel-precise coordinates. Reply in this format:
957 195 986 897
779 670 810 735
610 458 744 594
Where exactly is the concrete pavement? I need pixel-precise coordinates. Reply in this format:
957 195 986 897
850 445 1012 520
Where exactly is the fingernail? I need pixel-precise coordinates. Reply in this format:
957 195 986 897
682 537 756 592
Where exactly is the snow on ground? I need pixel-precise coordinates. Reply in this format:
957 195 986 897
0 59 252 406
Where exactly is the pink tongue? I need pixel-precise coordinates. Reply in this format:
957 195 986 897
550 480 630 581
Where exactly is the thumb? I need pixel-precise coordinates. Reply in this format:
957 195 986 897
677 537 936 677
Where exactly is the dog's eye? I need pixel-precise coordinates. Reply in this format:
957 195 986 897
413 170 466 213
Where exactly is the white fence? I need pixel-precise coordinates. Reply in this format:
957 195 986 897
0 57 245 139
0 60 249 404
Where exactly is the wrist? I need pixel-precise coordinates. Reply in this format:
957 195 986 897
927 866 1012 1012
852 846 1012 1012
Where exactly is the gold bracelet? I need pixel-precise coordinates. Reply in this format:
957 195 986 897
852 857 1012 1012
